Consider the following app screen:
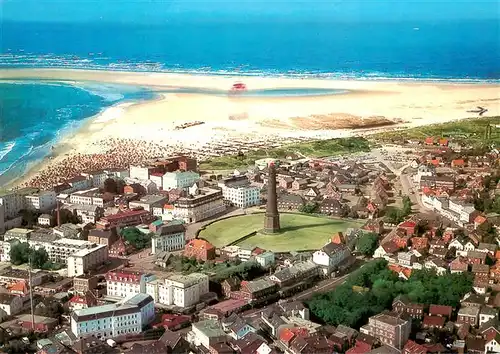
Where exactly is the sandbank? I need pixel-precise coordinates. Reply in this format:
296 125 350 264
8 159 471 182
1 68 499 188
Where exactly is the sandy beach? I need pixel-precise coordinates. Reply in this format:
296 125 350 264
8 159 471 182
1 68 499 188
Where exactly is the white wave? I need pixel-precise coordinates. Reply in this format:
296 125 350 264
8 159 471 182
0 142 16 162
0 145 34 176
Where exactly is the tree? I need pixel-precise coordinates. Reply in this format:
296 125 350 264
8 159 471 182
402 196 412 215
103 178 118 194
356 232 378 256
121 227 152 250
299 202 318 214
30 248 49 269
9 242 30 265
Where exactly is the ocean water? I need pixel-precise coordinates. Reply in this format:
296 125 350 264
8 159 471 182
0 81 155 185
0 19 499 185
1 19 499 80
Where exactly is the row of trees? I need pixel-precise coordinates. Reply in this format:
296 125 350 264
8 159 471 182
356 232 379 256
308 259 473 328
9 243 54 270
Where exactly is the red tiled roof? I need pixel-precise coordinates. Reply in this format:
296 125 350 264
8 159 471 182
382 241 399 254
185 239 215 251
452 159 465 166
103 209 149 222
425 137 434 144
411 237 429 250
474 215 487 224
423 315 446 328
346 342 372 354
404 340 428 354
430 159 440 166
422 187 435 196
280 328 295 343
429 304 453 317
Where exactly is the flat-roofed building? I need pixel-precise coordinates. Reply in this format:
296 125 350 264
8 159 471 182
218 176 260 208
362 311 411 349
96 209 155 230
162 171 200 191
73 274 98 294
160 184 225 224
67 244 109 277
45 238 97 264
71 293 154 340
147 273 209 308
24 190 57 212
129 195 168 214
69 188 106 207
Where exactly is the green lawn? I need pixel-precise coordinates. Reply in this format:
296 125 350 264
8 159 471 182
199 137 370 171
198 213 363 252
372 116 500 147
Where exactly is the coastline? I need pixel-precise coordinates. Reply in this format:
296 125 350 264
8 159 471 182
1 68 499 189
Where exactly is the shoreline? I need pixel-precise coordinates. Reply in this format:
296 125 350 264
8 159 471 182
1 68 499 189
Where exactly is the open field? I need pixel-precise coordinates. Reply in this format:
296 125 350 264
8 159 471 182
373 116 500 146
198 213 363 252
199 137 370 170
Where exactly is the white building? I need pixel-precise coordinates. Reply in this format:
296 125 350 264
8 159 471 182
255 251 275 268
162 171 200 191
24 190 57 212
81 171 109 188
67 244 109 277
129 165 151 181
37 214 53 226
45 238 98 264
312 242 350 275
218 176 260 208
158 185 225 224
106 270 156 299
69 188 105 207
0 293 23 316
151 222 186 254
66 176 92 193
147 273 209 308
71 293 154 340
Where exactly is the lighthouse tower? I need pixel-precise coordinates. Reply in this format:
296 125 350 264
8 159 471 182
263 161 280 233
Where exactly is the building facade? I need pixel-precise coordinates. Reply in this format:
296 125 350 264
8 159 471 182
106 270 156 298
162 171 200 191
363 312 411 350
71 293 154 340
151 223 186 254
218 176 260 208
147 273 209 308
67 244 109 277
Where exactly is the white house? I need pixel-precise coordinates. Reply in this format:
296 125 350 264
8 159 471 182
486 335 500 353
24 190 57 212
312 242 350 275
37 214 53 226
0 293 23 316
448 238 466 256
479 306 498 327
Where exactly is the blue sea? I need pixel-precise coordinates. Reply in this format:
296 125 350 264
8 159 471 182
0 19 499 185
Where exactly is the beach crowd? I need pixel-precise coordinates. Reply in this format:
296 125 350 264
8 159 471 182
23 138 184 189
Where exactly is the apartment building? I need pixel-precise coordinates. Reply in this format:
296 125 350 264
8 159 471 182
162 171 200 191
67 244 109 277
218 176 260 208
106 270 156 298
361 311 411 350
151 222 186 254
45 238 100 264
64 204 104 224
0 188 47 232
147 273 209 308
25 190 57 212
159 185 225 223
69 188 105 207
80 170 109 188
71 293 154 340
3 228 33 242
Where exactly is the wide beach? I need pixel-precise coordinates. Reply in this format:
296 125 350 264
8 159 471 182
1 68 499 188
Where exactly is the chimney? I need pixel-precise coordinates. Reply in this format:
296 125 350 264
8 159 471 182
56 201 61 227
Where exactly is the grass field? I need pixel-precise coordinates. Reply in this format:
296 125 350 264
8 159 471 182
199 137 370 171
372 116 500 146
198 213 363 252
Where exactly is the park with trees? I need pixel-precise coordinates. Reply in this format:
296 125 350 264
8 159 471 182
308 259 473 328
9 243 61 270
